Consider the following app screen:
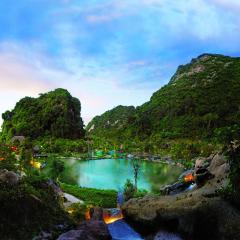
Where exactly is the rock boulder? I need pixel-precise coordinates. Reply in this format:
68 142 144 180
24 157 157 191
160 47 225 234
57 221 111 240
123 154 237 240
58 207 111 240
122 193 240 240
0 169 19 185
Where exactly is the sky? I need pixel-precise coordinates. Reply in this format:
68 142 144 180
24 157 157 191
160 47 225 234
0 0 240 126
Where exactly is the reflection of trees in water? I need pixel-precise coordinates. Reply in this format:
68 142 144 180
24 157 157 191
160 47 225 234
131 158 141 189
144 163 182 192
61 161 80 185
59 159 182 191
111 159 124 188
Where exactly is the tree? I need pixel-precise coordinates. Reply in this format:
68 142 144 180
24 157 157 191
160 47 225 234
228 140 240 197
19 139 33 173
202 113 219 131
49 159 65 182
131 158 141 190
1 88 85 140
0 144 17 171
123 179 135 201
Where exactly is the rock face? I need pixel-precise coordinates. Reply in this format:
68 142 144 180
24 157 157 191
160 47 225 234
47 179 64 197
194 157 211 172
0 169 19 185
154 231 182 240
122 194 240 240
89 206 104 220
57 221 111 240
194 154 229 189
208 154 229 177
122 154 239 240
57 207 111 240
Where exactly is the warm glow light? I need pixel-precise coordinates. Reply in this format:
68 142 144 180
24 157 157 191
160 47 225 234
10 146 18 152
103 212 123 224
0 157 5 161
86 209 123 224
104 215 123 224
67 209 74 214
30 159 41 169
85 210 91 220
184 173 195 182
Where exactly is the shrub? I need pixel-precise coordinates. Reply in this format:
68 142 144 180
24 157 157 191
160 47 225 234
66 202 88 223
0 144 17 171
0 176 69 239
49 159 65 182
123 179 136 201
225 140 240 209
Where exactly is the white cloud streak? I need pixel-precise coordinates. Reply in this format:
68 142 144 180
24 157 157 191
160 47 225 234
0 41 155 126
1 0 240 126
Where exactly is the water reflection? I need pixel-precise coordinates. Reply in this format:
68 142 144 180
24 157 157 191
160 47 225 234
61 158 183 191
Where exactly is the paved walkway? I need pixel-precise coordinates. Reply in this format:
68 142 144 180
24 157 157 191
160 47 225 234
63 193 84 207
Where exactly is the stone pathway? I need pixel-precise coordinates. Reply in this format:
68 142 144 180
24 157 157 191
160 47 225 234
63 193 84 208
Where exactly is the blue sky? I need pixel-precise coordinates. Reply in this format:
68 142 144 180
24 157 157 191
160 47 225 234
0 0 240 125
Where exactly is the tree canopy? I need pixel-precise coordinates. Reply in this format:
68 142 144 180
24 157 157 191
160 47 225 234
87 54 240 145
1 88 85 141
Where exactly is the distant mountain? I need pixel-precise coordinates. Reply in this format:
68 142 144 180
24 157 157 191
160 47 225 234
1 88 85 140
87 54 240 143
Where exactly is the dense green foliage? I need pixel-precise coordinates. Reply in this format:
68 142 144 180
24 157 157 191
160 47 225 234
87 54 240 161
123 179 148 201
86 105 136 143
65 202 88 223
61 183 117 208
49 159 65 182
0 174 69 240
0 53 240 239
123 179 136 201
1 88 85 141
19 139 34 173
0 145 17 171
141 54 240 139
222 140 240 209
33 137 88 156
0 142 71 239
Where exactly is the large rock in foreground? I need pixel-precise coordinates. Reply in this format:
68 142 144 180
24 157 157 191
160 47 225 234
123 154 240 239
57 220 111 240
58 207 111 240
123 196 240 240
0 169 19 185
122 194 240 240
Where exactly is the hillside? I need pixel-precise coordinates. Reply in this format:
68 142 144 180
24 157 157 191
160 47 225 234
86 105 136 143
87 54 240 145
1 88 85 140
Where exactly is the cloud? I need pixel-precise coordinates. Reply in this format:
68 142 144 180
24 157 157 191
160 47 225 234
86 13 122 23
0 43 56 94
210 0 240 10
127 60 147 67
0 0 240 126
0 41 156 126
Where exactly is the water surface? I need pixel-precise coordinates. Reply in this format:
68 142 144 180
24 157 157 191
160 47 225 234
61 158 183 192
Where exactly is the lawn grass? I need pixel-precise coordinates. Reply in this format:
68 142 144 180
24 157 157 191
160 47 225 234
61 183 118 208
